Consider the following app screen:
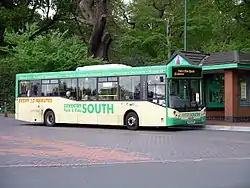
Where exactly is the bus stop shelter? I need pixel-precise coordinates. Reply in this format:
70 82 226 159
202 51 250 122
170 51 250 122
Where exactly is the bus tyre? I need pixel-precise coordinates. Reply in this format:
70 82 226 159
44 110 55 127
125 112 139 130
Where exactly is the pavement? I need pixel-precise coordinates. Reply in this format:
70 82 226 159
0 116 250 188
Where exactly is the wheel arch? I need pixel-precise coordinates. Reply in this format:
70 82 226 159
43 108 55 122
123 109 139 125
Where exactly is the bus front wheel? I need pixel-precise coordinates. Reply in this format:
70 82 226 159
44 110 55 127
125 112 139 130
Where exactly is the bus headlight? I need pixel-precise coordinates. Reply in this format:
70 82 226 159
173 110 181 118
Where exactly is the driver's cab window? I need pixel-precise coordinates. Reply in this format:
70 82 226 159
168 79 202 109
147 75 166 106
169 79 188 99
168 79 190 108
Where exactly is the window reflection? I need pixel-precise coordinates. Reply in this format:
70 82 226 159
19 80 41 97
78 78 97 100
98 77 118 100
168 79 202 109
59 79 77 100
19 81 31 97
147 75 165 106
41 79 59 96
41 84 58 96
205 74 224 107
119 76 141 100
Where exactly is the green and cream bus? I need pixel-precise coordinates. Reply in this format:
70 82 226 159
15 55 206 130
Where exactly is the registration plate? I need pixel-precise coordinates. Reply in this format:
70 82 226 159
187 119 195 124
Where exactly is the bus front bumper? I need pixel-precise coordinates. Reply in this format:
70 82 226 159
167 117 206 126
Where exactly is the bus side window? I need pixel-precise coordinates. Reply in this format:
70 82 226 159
30 80 41 97
59 79 77 100
78 78 97 101
26 83 31 97
19 81 40 97
41 80 59 97
98 77 118 100
119 76 141 100
147 75 166 105
19 81 29 97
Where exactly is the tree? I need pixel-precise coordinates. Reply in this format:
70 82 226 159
214 0 250 30
0 26 104 112
2 25 104 72
0 0 14 46
116 0 250 64
115 0 175 65
194 0 250 52
78 0 112 60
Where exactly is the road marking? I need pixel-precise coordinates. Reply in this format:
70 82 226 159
1 157 250 168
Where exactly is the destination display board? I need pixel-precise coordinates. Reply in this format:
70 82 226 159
172 67 202 77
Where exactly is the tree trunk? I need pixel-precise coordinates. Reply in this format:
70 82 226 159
79 0 112 60
89 15 112 60
0 26 5 47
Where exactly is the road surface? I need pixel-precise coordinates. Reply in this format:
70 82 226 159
0 116 250 188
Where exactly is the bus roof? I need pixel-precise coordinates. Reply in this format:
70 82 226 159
75 64 132 71
16 65 167 80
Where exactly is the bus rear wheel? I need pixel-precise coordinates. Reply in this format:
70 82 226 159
44 110 55 127
125 112 139 130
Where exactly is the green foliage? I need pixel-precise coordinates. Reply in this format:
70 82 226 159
116 1 170 65
1 0 250 112
0 56 16 112
0 24 104 112
2 24 104 72
115 0 250 65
